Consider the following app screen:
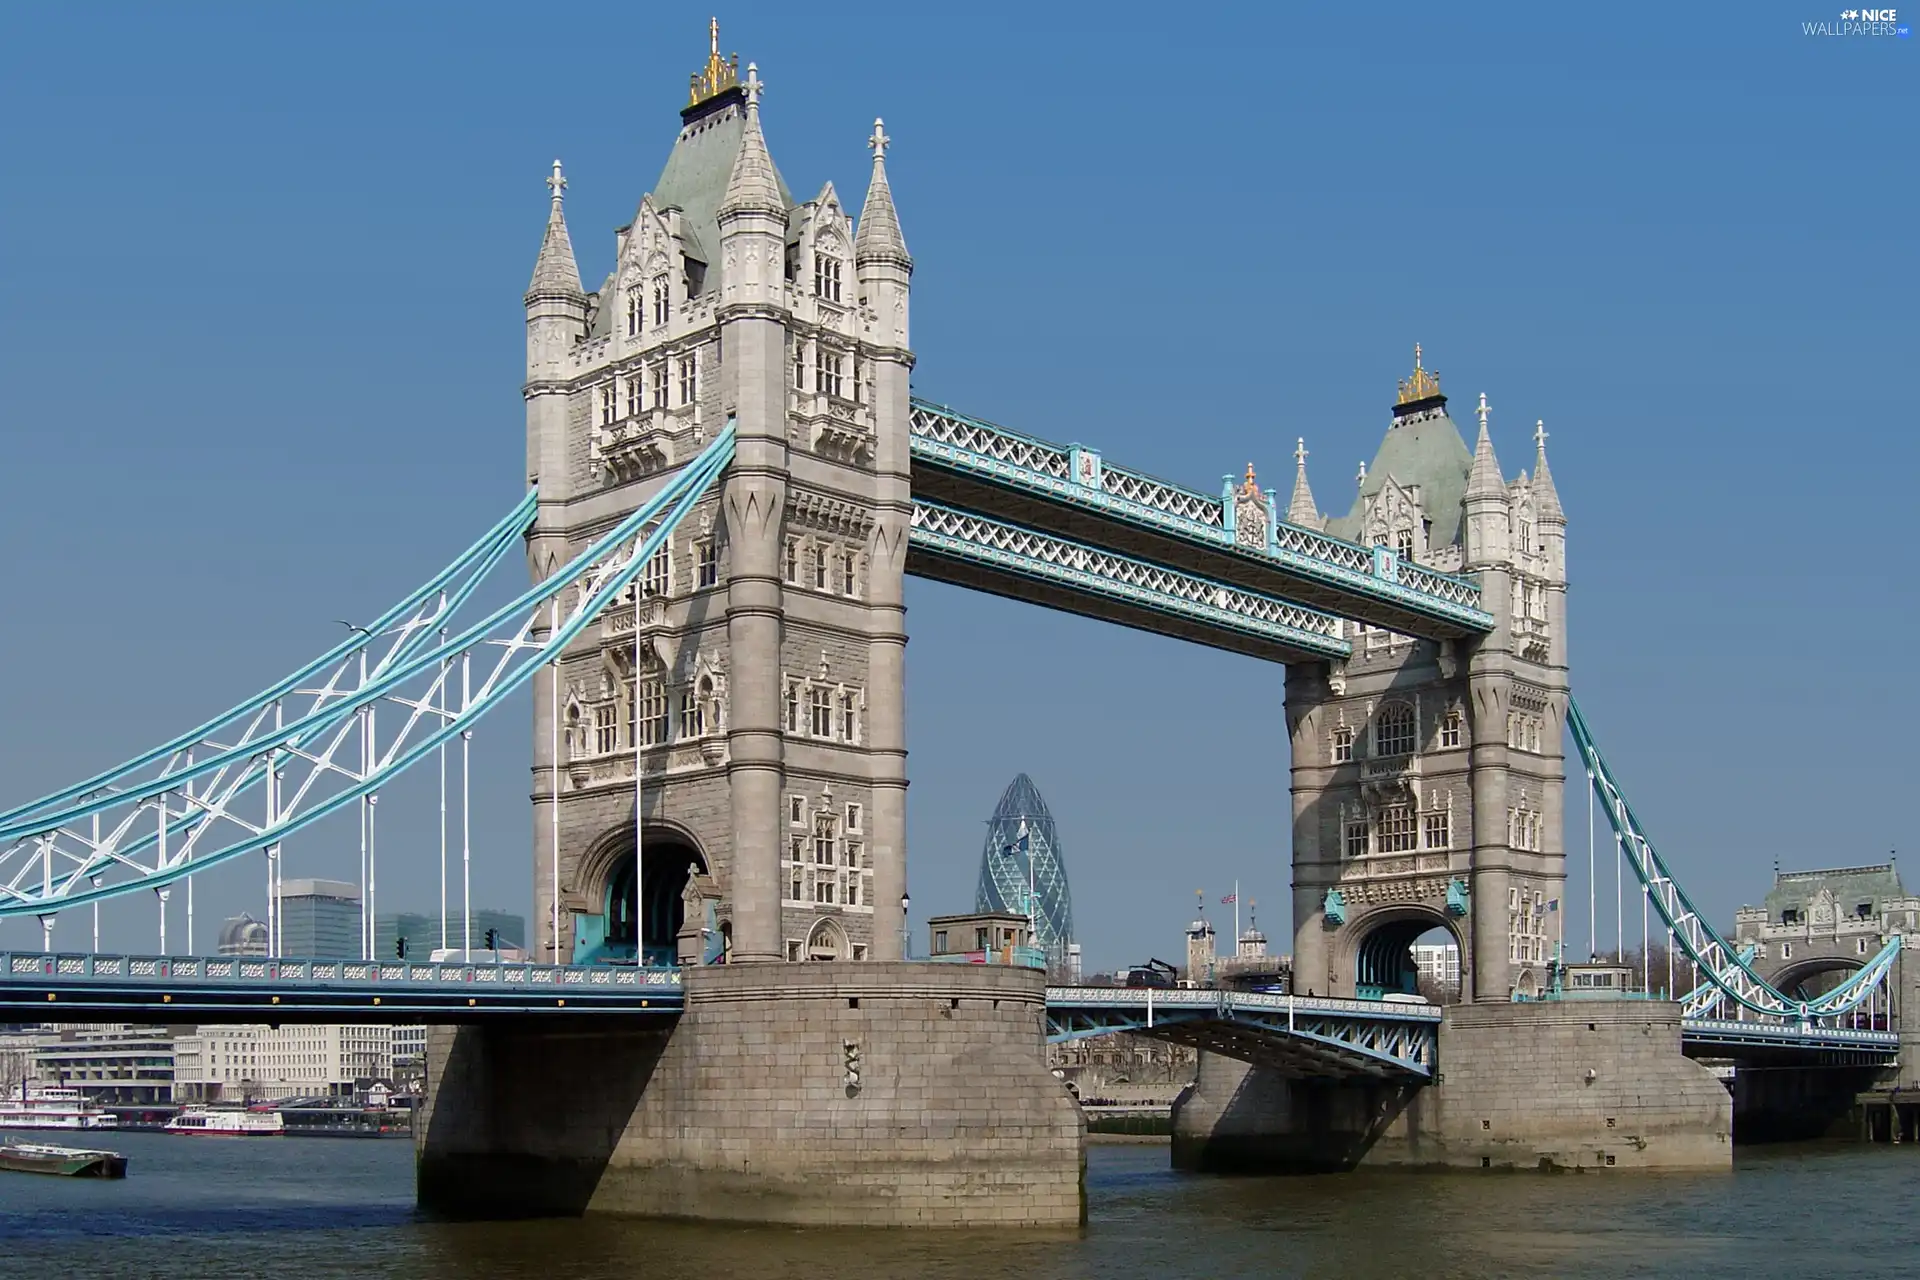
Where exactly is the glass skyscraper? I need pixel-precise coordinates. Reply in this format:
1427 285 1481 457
974 774 1074 966
276 879 362 958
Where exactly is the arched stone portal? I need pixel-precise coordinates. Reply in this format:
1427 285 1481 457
1770 956 1864 1003
1340 907 1461 1001
577 825 707 966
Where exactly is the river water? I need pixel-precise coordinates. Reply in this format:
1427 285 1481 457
4 1133 1916 1278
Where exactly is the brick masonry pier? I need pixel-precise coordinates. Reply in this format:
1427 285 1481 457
416 962 1085 1225
1172 1000 1731 1172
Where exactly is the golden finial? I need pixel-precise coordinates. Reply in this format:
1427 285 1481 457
1395 341 1443 405
1238 461 1261 499
688 16 741 106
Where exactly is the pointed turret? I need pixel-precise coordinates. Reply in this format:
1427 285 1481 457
526 159 584 300
719 64 784 217
1466 393 1506 501
1463 392 1513 568
1286 437 1320 527
1530 420 1563 522
855 118 909 263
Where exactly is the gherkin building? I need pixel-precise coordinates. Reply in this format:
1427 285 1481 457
975 773 1074 964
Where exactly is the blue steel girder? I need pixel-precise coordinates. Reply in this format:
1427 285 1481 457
0 952 684 1022
1045 988 1438 1082
908 398 1492 639
908 500 1351 665
1681 1017 1900 1066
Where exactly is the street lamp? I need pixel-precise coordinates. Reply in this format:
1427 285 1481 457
900 892 910 960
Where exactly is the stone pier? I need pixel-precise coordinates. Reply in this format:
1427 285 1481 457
416 962 1085 1226
1173 1000 1731 1172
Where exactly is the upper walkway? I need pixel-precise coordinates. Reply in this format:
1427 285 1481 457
908 398 1494 639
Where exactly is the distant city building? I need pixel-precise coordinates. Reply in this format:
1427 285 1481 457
173 1024 391 1103
1411 941 1461 990
1185 913 1216 985
374 910 526 960
32 1024 177 1104
277 879 361 958
217 913 270 957
974 774 1074 969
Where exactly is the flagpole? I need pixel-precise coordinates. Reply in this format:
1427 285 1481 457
1234 880 1240 949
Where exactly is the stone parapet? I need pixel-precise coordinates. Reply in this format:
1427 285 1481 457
417 962 1085 1226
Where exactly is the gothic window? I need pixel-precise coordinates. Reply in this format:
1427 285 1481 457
696 539 719 588
787 940 803 962
847 876 862 907
1395 528 1414 564
784 680 801 733
845 802 863 832
1376 805 1418 853
783 539 800 584
565 703 582 758
626 291 642 338
1344 818 1368 860
790 867 803 903
812 544 829 590
790 795 806 826
678 687 703 739
809 687 834 737
1441 709 1462 749
677 353 698 406
814 814 837 865
651 274 670 327
598 384 616 427
837 691 859 743
625 374 643 418
593 705 618 756
1507 804 1544 851
641 543 670 599
1375 703 1416 758
1331 725 1354 763
814 253 842 303
839 550 858 596
650 361 668 410
635 679 668 746
816 348 844 399
1423 809 1450 850
793 341 808 390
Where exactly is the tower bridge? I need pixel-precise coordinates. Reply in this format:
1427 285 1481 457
0 25 1911 1226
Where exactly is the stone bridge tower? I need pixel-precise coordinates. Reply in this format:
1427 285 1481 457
1283 352 1570 1001
522 31 911 967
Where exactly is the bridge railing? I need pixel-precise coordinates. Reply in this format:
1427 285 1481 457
4 952 683 991
1045 986 1443 1023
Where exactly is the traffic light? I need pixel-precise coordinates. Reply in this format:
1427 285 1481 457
395 936 408 959
484 928 499 950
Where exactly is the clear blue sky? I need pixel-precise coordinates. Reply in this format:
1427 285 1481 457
0 3 1911 970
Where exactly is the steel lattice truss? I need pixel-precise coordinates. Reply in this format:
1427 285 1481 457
1045 988 1440 1081
0 428 736 921
908 398 1490 629
910 500 1350 660
1570 698 1901 1025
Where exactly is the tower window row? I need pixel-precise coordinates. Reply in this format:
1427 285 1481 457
568 674 724 759
1329 706 1463 764
623 274 674 338
1343 802 1450 858
782 677 863 744
1508 886 1551 965
613 532 722 601
792 338 855 401
1507 712 1545 753
1508 803 1546 852
783 536 861 598
783 806 870 908
596 353 701 426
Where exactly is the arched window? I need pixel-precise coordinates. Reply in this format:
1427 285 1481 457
1331 724 1354 763
1375 703 1416 757
806 919 843 962
1394 528 1414 564
565 703 582 759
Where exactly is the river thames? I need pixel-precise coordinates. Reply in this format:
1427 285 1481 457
6 1133 1917 1278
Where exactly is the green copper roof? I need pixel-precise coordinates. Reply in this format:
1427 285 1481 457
1763 863 1906 922
650 90 793 269
1326 405 1476 548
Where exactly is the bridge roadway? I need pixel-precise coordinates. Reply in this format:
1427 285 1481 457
4 955 1895 1076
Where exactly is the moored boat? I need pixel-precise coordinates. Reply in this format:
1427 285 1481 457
164 1106 285 1136
0 1085 119 1132
0 1142 129 1177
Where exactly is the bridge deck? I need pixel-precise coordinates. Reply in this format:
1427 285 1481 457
2 952 683 1021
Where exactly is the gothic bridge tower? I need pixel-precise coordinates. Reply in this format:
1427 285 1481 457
522 27 912 966
1283 350 1569 1001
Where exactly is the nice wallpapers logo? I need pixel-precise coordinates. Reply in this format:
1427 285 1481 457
1804 7 1911 34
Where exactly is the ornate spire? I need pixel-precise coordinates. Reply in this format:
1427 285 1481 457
1394 341 1446 413
720 64 784 217
688 16 741 106
1466 392 1506 501
526 158 583 298
855 117 909 261
1286 437 1320 526
1532 419 1564 521
1237 461 1260 501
